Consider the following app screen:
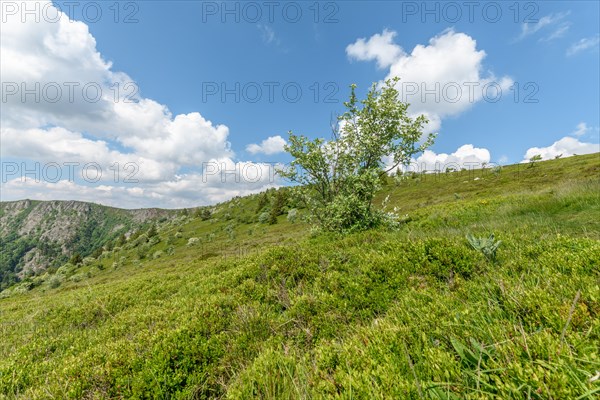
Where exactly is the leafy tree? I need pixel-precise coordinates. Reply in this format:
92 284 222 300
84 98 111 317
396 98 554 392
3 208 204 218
147 224 158 238
116 233 127 246
69 253 83 266
255 192 269 214
195 207 212 221
279 78 435 232
269 190 287 224
91 247 104 259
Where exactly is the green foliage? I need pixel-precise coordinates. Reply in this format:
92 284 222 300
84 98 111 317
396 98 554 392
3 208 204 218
69 253 83 266
258 211 270 224
529 154 543 168
256 192 270 214
147 224 158 238
195 207 212 221
269 190 287 225
466 233 502 261
47 274 63 289
279 78 435 232
0 153 599 399
116 233 126 247
287 209 298 223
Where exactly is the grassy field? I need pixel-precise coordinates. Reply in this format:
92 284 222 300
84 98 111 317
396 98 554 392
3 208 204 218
0 153 599 399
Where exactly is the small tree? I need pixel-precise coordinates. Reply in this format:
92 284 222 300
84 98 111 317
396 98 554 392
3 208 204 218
279 78 435 232
255 192 269 214
528 154 542 168
147 224 158 238
269 190 287 224
69 253 83 266
116 233 126 246
197 208 212 221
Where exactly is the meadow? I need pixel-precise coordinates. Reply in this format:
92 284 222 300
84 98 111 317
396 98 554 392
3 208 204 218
1 153 599 399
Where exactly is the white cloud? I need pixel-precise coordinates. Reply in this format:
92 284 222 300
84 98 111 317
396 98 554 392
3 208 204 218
0 1 277 208
1 160 282 209
567 35 600 56
522 137 599 161
571 122 589 137
246 135 287 155
412 144 491 172
346 29 404 69
517 12 570 41
540 23 570 42
385 144 491 174
347 29 512 133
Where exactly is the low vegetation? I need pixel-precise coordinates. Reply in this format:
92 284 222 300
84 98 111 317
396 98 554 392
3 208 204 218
0 153 598 398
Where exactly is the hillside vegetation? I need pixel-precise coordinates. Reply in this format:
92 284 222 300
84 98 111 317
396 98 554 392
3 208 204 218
0 200 174 291
0 153 599 399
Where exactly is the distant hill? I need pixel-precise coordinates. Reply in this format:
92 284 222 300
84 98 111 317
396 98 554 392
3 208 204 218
0 199 175 290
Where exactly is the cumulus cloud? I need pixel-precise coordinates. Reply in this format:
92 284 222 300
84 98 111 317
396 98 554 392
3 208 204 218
567 35 600 56
0 0 275 208
522 137 599 161
246 135 287 155
347 29 512 132
411 144 491 172
1 169 280 209
346 29 405 69
385 144 492 174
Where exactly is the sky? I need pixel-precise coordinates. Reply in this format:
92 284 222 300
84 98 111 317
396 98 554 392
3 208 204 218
1 0 599 209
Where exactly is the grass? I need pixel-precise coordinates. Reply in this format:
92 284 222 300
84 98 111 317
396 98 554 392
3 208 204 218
0 153 599 399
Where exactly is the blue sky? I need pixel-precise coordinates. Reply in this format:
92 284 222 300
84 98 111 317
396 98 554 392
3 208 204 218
1 1 599 208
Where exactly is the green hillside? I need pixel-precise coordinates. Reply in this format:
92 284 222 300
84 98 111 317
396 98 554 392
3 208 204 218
0 200 175 292
1 153 599 399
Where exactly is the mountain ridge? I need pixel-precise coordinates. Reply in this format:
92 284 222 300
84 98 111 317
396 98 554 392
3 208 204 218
0 199 177 289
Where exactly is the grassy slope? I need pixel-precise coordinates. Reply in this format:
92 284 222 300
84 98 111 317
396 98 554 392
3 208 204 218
0 154 599 399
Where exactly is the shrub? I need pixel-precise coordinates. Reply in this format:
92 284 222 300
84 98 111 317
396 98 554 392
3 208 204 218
153 250 164 259
258 212 270 224
287 208 298 223
187 237 200 247
48 275 63 289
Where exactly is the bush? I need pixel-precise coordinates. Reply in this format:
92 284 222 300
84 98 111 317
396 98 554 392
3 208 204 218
153 250 164 259
287 208 298 223
69 253 83 266
258 212 270 224
48 275 63 289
